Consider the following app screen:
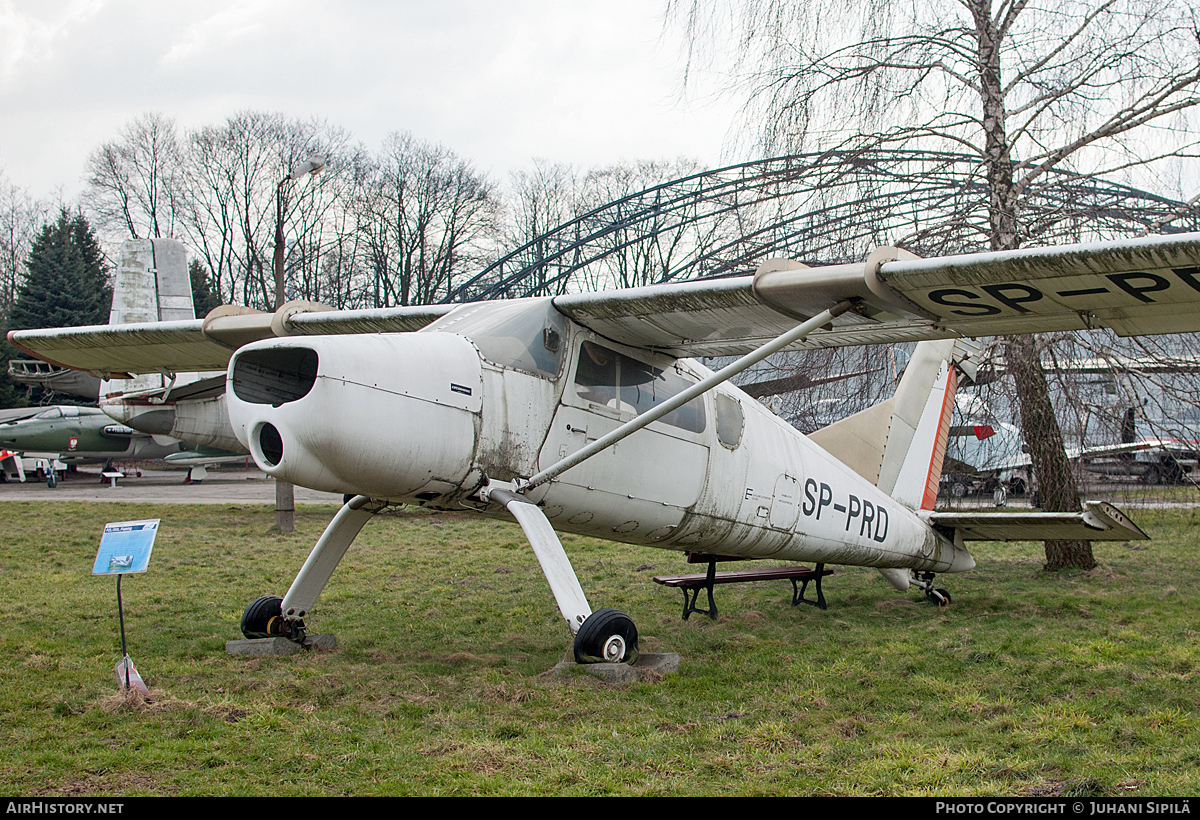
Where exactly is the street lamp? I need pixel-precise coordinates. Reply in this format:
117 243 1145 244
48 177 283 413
273 154 326 310
272 154 326 533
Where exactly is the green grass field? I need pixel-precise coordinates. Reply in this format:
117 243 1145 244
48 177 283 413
1 501 1197 796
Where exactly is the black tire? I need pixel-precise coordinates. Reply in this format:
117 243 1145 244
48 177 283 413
47 473 57 489
950 481 968 498
1161 457 1184 485
1144 464 1162 485
926 588 952 606
240 595 284 639
573 608 639 665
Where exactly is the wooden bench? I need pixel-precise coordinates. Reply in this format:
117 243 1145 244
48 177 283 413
653 553 832 620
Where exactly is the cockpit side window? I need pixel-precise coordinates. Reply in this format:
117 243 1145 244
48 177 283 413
573 341 706 433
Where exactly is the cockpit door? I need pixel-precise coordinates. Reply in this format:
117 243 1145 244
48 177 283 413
536 339 710 539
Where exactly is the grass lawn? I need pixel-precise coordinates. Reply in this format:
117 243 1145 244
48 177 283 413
0 502 1197 796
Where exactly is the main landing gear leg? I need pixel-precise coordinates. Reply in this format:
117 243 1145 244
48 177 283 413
239 494 387 641
911 571 952 607
484 484 639 665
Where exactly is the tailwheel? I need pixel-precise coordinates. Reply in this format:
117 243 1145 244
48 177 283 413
573 608 639 665
240 595 306 642
926 587 952 607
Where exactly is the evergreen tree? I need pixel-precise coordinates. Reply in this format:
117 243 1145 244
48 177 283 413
189 259 220 318
7 211 111 332
2 212 110 407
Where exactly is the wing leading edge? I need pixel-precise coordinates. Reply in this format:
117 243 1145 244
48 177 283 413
9 233 1200 376
8 302 455 377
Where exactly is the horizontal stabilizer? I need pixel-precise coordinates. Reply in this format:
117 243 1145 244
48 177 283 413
926 501 1148 541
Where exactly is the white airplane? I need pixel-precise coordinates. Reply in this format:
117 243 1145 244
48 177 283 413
11 234 1200 664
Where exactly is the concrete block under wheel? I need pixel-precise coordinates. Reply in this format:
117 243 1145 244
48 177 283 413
553 652 680 682
225 634 337 656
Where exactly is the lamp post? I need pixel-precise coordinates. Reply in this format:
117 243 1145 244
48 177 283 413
272 154 326 533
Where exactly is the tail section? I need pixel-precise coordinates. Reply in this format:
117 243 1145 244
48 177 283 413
808 338 980 510
99 240 244 452
100 239 200 432
8 239 195 401
102 238 195 400
107 238 194 325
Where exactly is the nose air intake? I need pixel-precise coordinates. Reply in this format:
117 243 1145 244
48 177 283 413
258 423 284 466
232 347 319 406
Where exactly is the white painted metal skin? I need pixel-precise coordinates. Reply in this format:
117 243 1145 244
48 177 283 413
224 299 973 579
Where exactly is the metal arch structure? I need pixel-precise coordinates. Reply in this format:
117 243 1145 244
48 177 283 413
446 150 1200 303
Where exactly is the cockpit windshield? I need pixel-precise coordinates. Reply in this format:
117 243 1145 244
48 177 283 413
421 299 567 379
33 407 78 420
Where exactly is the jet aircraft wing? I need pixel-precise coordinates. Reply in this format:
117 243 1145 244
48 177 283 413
9 233 1200 376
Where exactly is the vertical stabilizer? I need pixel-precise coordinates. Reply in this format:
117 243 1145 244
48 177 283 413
108 238 194 325
808 338 979 510
101 238 197 427
876 340 962 509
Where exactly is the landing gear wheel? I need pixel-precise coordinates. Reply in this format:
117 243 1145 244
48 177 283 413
240 595 305 642
926 588 952 607
47 473 56 488
573 608 639 665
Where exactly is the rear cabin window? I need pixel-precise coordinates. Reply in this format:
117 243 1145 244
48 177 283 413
573 341 705 433
715 392 745 448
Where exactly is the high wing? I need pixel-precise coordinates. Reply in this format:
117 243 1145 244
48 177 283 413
8 303 455 377
556 233 1200 355
9 233 1200 376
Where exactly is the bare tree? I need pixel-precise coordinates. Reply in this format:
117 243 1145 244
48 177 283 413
0 172 47 326
671 0 1200 569
180 111 352 310
575 158 721 290
505 160 583 295
84 112 185 242
352 132 498 307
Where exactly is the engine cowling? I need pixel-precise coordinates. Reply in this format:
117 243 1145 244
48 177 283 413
226 333 483 500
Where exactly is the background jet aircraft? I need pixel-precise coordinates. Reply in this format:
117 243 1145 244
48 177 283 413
0 405 188 485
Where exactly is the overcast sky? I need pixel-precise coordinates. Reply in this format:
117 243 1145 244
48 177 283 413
0 0 743 201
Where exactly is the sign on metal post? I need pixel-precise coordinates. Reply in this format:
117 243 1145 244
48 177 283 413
92 519 160 694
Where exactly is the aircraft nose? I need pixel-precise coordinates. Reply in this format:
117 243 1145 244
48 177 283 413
226 333 484 500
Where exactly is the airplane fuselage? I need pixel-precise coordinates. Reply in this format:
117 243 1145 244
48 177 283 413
225 299 973 576
0 406 186 463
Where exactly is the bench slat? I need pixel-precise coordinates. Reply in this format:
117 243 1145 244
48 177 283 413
654 565 830 588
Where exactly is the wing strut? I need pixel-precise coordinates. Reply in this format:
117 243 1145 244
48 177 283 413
520 300 855 492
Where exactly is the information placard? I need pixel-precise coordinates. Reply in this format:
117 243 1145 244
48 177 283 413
91 519 160 575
